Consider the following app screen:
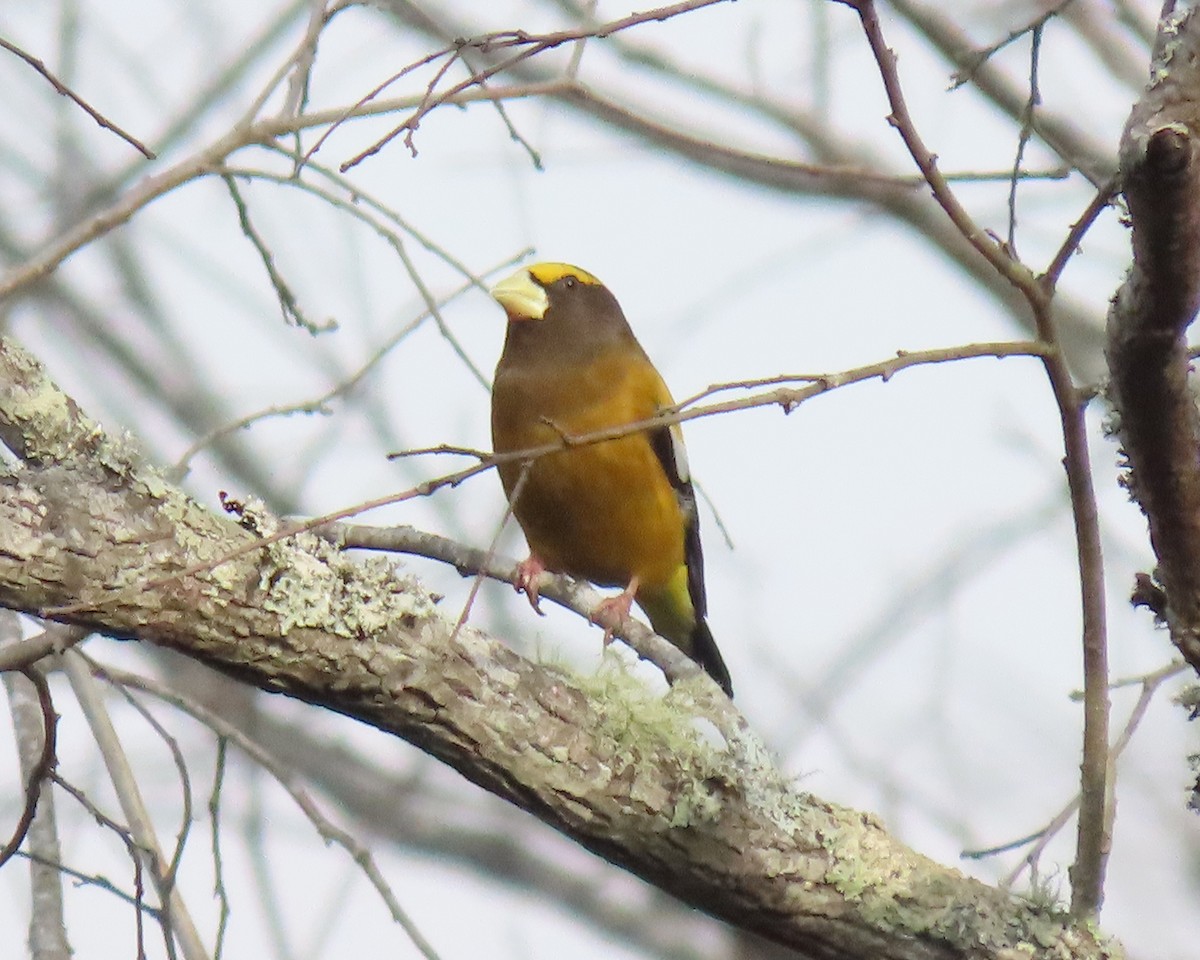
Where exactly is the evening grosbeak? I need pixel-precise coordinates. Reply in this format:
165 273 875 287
489 262 732 697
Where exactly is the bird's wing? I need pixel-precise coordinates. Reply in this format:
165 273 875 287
647 414 707 622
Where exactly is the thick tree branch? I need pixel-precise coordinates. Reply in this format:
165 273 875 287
0 335 1118 958
1106 3 1200 674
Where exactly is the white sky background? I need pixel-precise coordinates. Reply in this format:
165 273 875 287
0 0 1196 958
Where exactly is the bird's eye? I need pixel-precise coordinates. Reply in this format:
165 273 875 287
563 277 577 289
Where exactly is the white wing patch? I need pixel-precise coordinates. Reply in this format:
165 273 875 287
668 422 690 484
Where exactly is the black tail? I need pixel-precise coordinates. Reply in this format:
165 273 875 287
691 618 733 698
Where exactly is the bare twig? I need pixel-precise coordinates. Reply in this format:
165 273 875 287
0 625 88 672
208 740 231 960
850 0 1111 919
0 666 57 871
219 160 491 384
565 0 600 79
950 0 1075 90
450 462 531 641
889 0 1116 185
1042 178 1120 291
45 339 1052 625
339 0 735 170
61 650 210 960
171 251 526 477
1 620 71 960
222 173 331 335
383 223 490 388
16 850 161 918
1006 23 1044 255
0 36 154 157
981 661 1186 886
91 661 444 960
48 773 152 951
387 443 492 462
281 0 328 119
258 144 502 288
101 671 195 894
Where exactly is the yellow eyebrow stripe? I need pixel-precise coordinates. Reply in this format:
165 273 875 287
526 262 602 287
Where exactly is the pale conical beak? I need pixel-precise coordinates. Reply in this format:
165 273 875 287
489 268 548 321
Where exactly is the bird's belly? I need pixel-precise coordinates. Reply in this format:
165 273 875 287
504 436 684 590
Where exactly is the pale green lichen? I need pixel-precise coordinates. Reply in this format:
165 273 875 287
137 467 172 500
817 805 918 902
255 523 438 640
1149 8 1192 85
569 655 728 826
4 360 92 463
1019 872 1066 915
668 780 724 827
794 798 1117 957
94 430 143 476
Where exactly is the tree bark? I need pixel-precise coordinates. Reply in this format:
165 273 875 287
1107 2 1200 673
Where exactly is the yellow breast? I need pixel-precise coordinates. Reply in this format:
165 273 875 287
491 349 684 590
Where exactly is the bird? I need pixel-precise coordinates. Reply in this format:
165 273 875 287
488 262 733 697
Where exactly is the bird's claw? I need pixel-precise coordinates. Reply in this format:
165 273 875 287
514 556 547 616
590 579 638 646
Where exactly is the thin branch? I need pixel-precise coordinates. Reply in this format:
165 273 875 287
0 666 57 870
450 462 530 642
850 0 1110 919
849 1 1044 299
1041 178 1120 292
384 221 490 389
91 661 444 960
950 0 1076 90
221 173 331 335
0 35 154 158
171 251 526 477
387 443 492 461
281 0 328 120
338 0 734 169
219 161 492 386
258 144 501 291
1 629 71 960
0 625 88 672
61 650 210 960
297 43 462 165
1006 23 1044 256
46 339 1052 627
889 0 1116 185
565 0 599 78
208 740 231 960
981 661 1186 887
103 673 196 893
48 772 152 953
15 850 162 917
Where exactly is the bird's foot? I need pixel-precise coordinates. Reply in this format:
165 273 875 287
514 555 547 615
591 578 639 645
